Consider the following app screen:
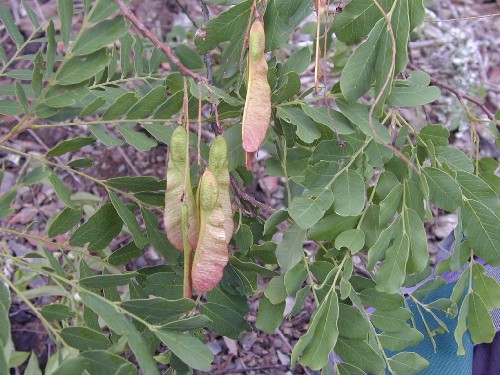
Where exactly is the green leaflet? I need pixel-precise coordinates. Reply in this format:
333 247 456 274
56 49 110 85
72 17 128 56
70 203 123 250
194 0 253 76
79 292 160 375
289 188 334 230
376 234 410 294
275 223 306 273
423 167 462 212
468 292 495 344
292 292 339 370
462 199 500 266
256 297 285 334
332 170 366 216
264 0 313 51
388 352 429 375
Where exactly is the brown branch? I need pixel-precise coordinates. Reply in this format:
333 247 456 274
230 175 276 214
408 62 495 121
199 0 214 84
114 0 206 83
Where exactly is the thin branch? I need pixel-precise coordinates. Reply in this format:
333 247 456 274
408 62 495 121
174 0 198 28
26 128 83 185
199 0 214 84
230 175 276 214
114 0 206 83
425 12 500 23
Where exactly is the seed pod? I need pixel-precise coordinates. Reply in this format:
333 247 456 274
242 20 271 170
208 136 234 242
192 170 228 293
164 126 199 251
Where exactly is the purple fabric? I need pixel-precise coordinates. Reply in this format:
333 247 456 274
473 332 500 375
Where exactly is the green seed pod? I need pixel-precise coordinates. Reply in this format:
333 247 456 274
164 126 199 251
208 136 234 243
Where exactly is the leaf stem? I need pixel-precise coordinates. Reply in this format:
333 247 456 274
0 271 69 347
0 144 158 211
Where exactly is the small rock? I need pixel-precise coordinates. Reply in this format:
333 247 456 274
434 214 457 239
207 339 222 355
277 350 290 365
240 333 257 350
223 337 238 356
273 338 283 349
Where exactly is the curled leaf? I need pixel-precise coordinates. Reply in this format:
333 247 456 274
164 126 199 251
192 170 228 293
242 20 271 169
208 136 234 242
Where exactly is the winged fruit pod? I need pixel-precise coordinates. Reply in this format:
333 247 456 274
164 126 199 251
192 170 228 293
242 20 271 170
208 136 234 243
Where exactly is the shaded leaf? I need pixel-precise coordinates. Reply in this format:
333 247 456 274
48 208 83 237
388 352 429 375
423 167 462 212
60 327 108 351
57 0 72 46
154 330 213 371
387 71 440 106
201 287 250 339
79 292 160 375
102 92 138 120
80 350 136 375
41 303 74 321
289 188 334 230
275 223 306 273
126 86 167 119
335 229 365 254
120 298 195 325
335 338 386 375
379 327 424 351
0 4 24 46
56 49 110 85
90 124 124 147
116 124 158 151
70 203 123 251
80 273 137 289
468 292 495 344
277 106 320 143
264 0 313 51
332 170 366 216
47 137 95 157
72 16 128 56
256 297 285 334
462 199 500 266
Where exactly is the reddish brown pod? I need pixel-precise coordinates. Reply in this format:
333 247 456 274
242 20 271 170
191 170 228 293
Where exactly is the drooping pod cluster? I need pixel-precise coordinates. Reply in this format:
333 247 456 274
164 132 233 294
242 20 271 170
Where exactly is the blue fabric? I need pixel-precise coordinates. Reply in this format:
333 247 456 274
406 282 473 375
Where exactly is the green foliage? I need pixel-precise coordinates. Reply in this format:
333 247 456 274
0 0 498 374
